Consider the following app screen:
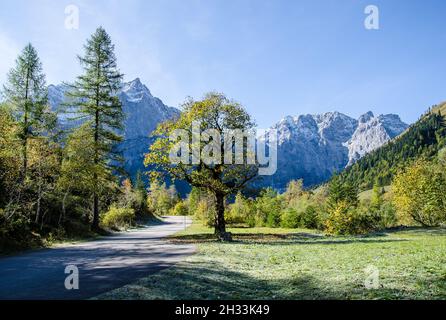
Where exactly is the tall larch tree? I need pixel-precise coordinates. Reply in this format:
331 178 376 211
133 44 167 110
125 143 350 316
66 27 124 230
2 44 54 178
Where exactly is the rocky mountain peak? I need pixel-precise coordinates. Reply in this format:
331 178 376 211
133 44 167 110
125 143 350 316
378 114 408 137
48 78 180 179
261 110 408 190
344 112 408 167
359 111 374 123
314 111 358 143
120 78 153 103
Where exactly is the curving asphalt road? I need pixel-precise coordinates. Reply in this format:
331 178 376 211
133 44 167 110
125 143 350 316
0 216 194 300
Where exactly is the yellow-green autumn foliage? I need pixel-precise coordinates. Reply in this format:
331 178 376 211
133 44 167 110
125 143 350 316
392 159 446 226
325 201 352 235
170 201 189 216
144 92 257 237
282 179 305 206
195 198 216 227
324 201 377 235
147 180 178 216
101 206 135 230
0 105 21 205
226 192 255 225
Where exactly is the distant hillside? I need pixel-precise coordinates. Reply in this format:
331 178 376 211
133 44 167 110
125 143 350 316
337 106 446 190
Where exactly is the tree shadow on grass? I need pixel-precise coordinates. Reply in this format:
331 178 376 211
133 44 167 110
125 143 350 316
99 259 433 300
383 226 446 236
170 232 407 246
100 261 341 300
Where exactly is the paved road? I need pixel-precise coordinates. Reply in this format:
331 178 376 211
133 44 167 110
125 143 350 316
0 216 194 300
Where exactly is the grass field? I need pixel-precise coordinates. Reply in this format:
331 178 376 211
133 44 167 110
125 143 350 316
97 222 446 300
358 186 391 201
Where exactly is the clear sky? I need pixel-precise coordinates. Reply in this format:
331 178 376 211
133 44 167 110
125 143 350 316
1 0 446 128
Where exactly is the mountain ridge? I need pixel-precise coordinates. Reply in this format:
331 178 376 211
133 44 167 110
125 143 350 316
259 110 408 190
48 79 408 190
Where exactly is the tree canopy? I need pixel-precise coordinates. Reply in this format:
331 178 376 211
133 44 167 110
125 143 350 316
145 92 258 239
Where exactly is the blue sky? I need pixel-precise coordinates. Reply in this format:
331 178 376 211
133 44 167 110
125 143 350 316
1 0 446 127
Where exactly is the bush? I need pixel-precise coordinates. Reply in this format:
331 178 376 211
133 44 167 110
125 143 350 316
374 202 398 229
324 201 375 235
392 160 446 226
266 209 281 227
101 206 135 230
226 193 255 225
195 200 215 227
0 209 41 252
170 201 189 216
44 227 67 246
301 205 318 229
381 202 398 227
280 208 300 228
280 205 321 229
255 188 283 227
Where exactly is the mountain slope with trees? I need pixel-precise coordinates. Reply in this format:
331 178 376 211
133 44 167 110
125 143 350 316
337 108 446 190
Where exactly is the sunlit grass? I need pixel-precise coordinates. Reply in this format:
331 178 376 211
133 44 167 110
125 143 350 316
96 221 446 300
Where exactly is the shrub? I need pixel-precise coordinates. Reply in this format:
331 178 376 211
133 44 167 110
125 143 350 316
195 200 215 227
301 205 318 229
360 192 398 231
324 201 375 235
392 160 446 226
255 188 283 227
226 193 255 225
280 208 300 228
101 206 135 230
266 209 281 228
246 217 255 228
374 202 398 229
0 209 41 252
170 201 189 216
281 180 317 229
44 227 67 246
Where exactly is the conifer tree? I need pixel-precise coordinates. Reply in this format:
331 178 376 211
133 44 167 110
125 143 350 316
370 181 384 210
2 44 55 177
66 27 124 229
134 170 148 215
327 176 358 211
